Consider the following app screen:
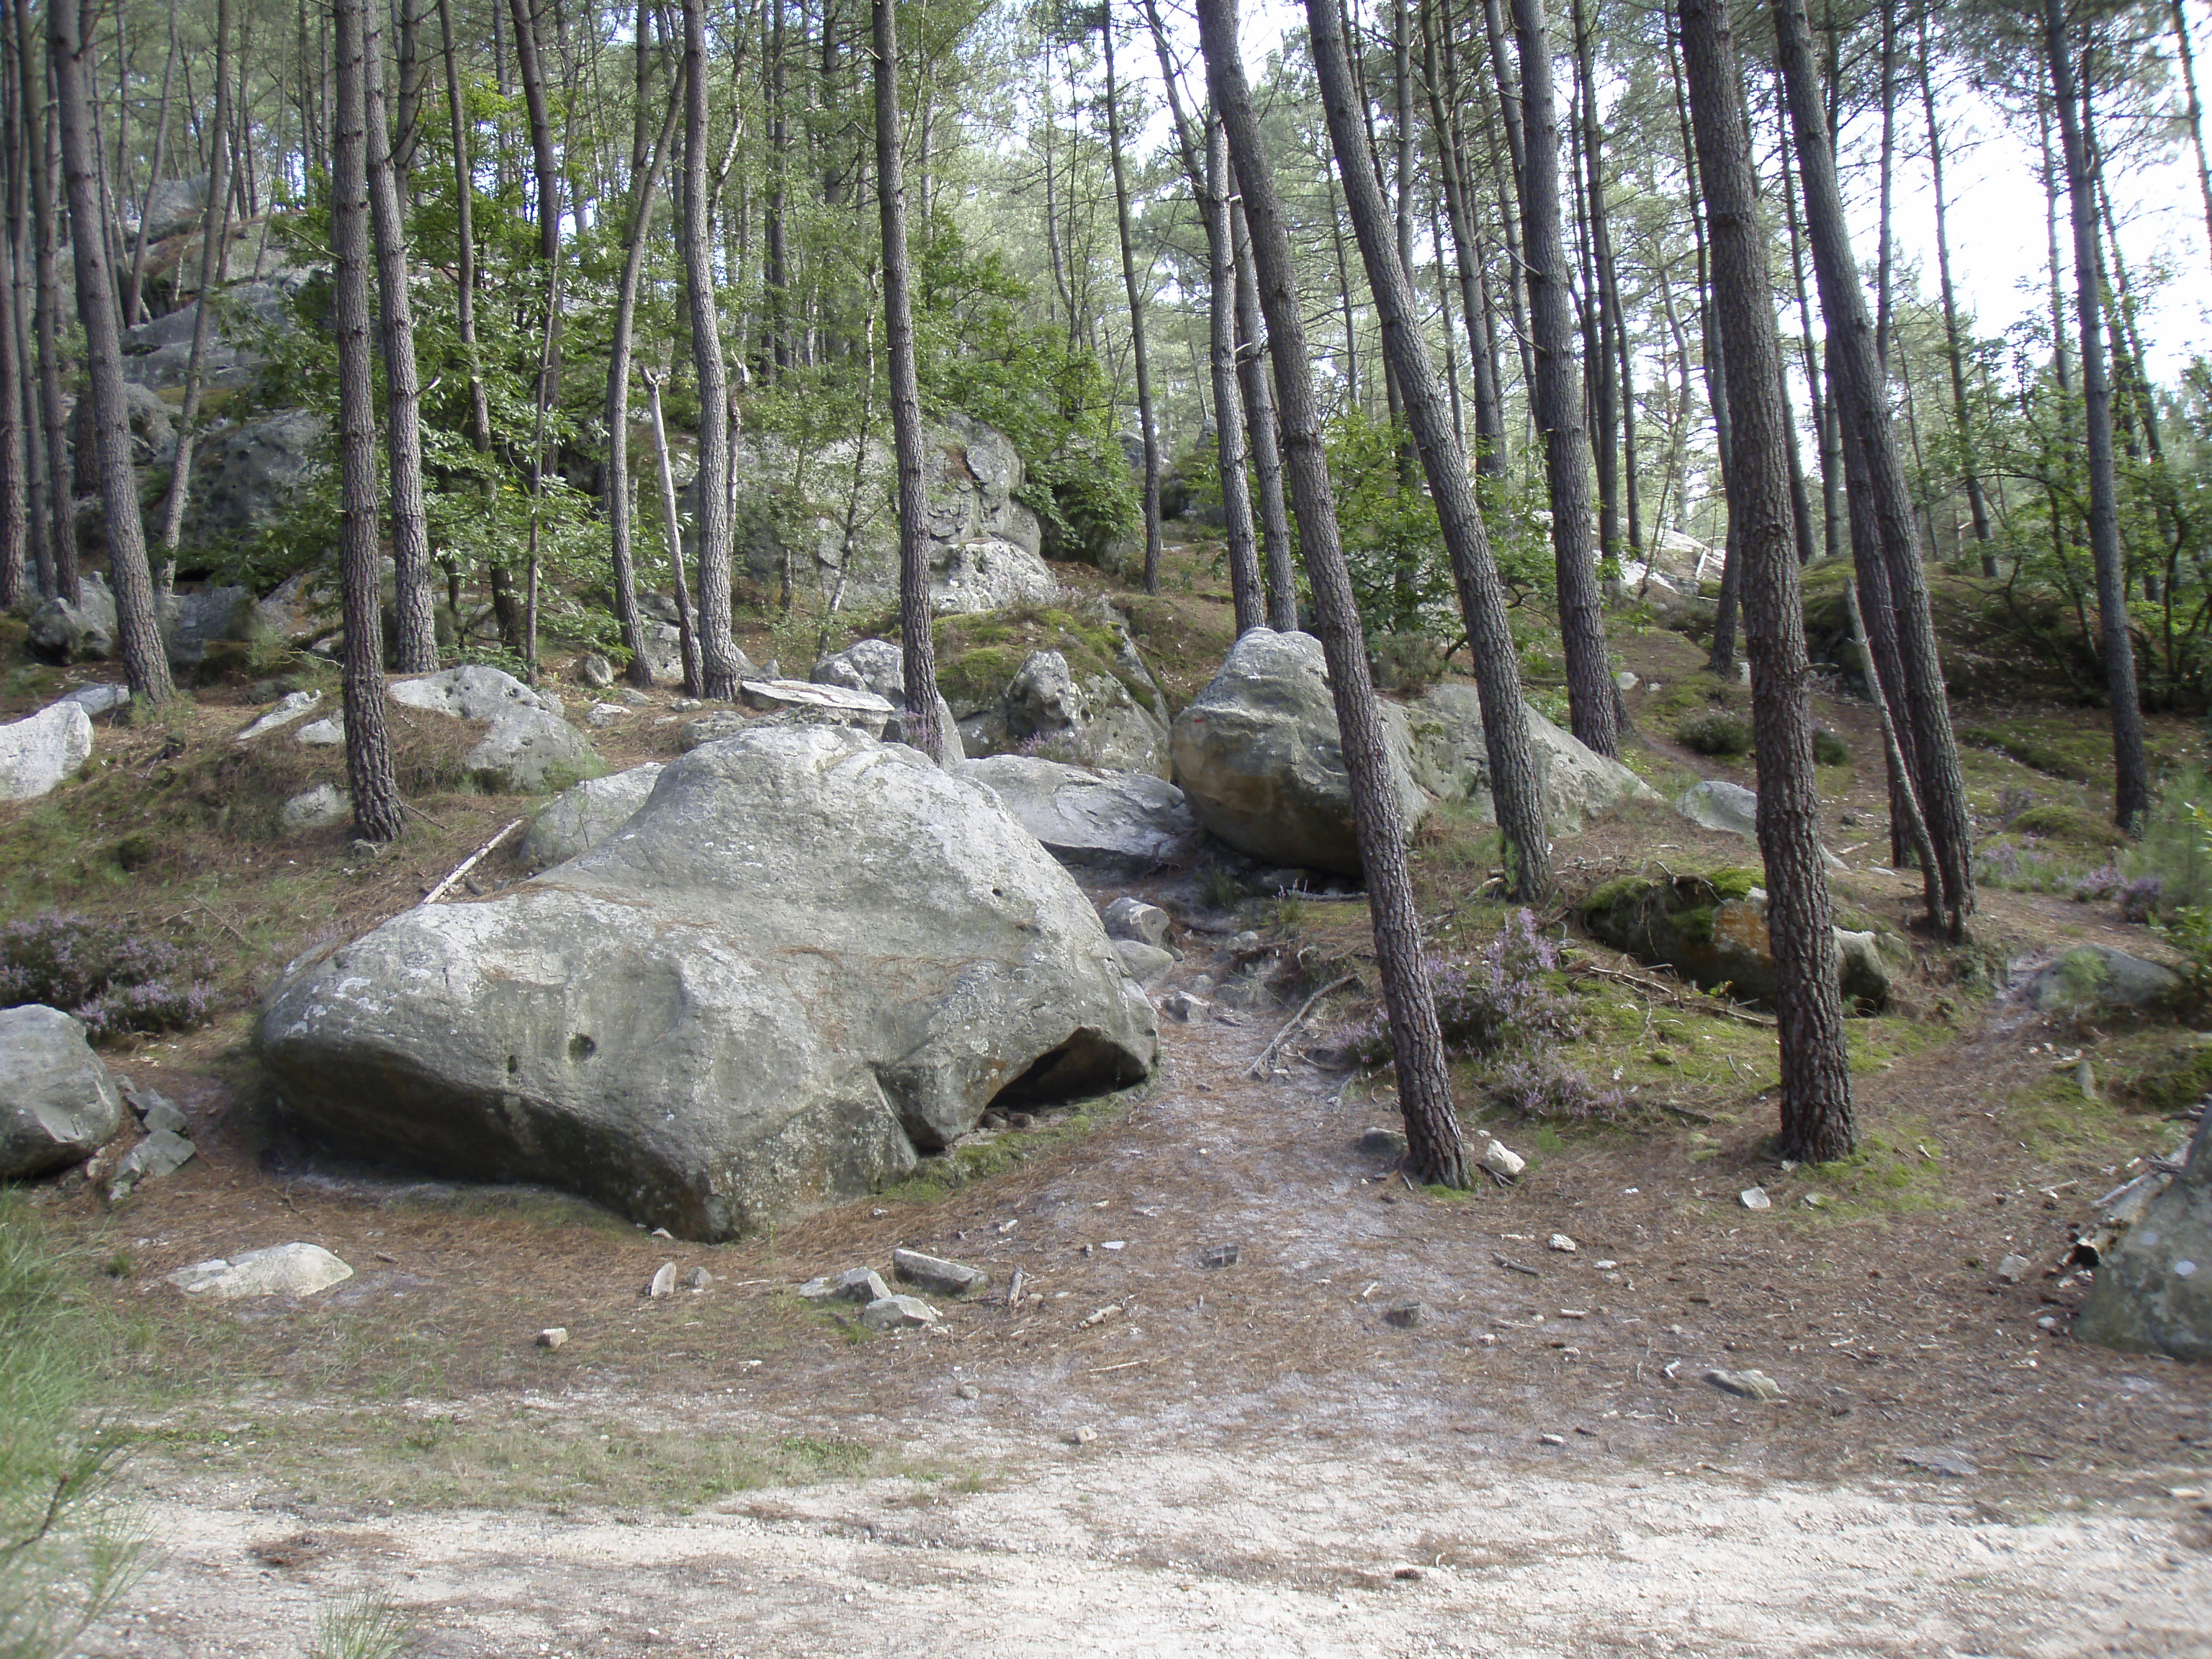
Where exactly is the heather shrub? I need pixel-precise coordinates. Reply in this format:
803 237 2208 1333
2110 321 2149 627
1335 909 1583 1065
0 912 215 1042
1676 709 1750 757
1490 1053 1632 1124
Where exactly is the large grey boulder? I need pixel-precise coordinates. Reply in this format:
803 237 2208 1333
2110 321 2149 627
26 572 117 663
931 537 1057 615
2028 945 2181 1015
162 585 253 668
998 649 1171 775
189 410 325 541
1404 684 1657 834
0 1006 125 1179
258 724 1157 1240
1168 629 1428 876
1581 871 1891 1011
389 666 602 793
0 702 91 802
956 755 1197 875
166 1242 354 1300
521 763 665 869
1677 779 1759 837
810 637 963 763
127 174 211 241
2077 1116 2212 1360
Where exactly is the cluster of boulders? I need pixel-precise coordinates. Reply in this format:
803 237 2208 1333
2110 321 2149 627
0 1004 197 1202
796 1246 991 1332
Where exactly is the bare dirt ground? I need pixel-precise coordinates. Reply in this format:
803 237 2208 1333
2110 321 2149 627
68 986 2212 1658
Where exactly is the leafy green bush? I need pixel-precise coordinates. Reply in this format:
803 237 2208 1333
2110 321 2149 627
1812 729 1851 765
1676 709 1751 757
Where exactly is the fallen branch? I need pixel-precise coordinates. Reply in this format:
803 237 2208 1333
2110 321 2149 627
1246 973 1359 1078
1568 961 1777 1028
421 819 524 906
400 797 451 832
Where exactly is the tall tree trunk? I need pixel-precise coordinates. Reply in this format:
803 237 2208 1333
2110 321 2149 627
438 0 492 459
1507 0 1617 755
646 370 703 697
6 19 50 603
764 0 788 378
1569 0 1620 562
1101 16 1161 595
155 0 232 598
1308 0 1551 904
2044 0 2149 835
607 60 683 688
1426 0 1506 477
22 0 69 603
1775 83 1837 564
1773 0 1972 935
1136 0 1261 630
1231 189 1298 631
1873 3 1896 372
330 0 404 840
683 0 743 700
50 0 169 700
1326 171 1359 412
1199 0 1468 1190
1678 0 1851 1163
122 12 176 326
363 0 436 670
874 0 942 762
2172 0 2212 282
1915 14 1992 570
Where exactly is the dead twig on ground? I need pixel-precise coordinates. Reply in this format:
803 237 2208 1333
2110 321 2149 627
1246 974 1359 1078
421 819 524 906
1568 961 1777 1028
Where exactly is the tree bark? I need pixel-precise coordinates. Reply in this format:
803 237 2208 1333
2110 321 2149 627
122 12 176 327
646 370 703 697
1772 0 1972 935
1199 0 1467 1190
22 0 71 604
50 0 169 701
681 0 744 700
1506 0 1617 756
2172 0 2212 284
331 0 404 841
1101 14 1161 596
5 18 51 603
1310 0 1550 903
1425 0 1506 477
363 0 436 670
1678 0 1851 1163
2044 0 2149 835
1916 12 1992 570
874 0 942 763
608 59 683 689
154 0 233 599
438 0 493 460
1231 189 1298 631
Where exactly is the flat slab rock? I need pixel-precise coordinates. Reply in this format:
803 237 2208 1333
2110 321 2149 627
166 1243 354 1300
954 756 1195 874
0 701 93 804
258 724 1156 1241
893 1248 988 1296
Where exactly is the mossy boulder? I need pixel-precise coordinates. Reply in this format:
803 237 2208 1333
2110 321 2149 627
2077 1116 2212 1361
1581 869 1890 1012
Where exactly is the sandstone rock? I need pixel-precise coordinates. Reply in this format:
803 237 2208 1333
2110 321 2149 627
1479 1138 1527 1179
933 537 1057 615
2029 945 2181 1015
738 678 895 737
893 1248 988 1296
0 702 92 802
1996 1254 2033 1283
954 756 1195 875
189 410 326 541
297 717 343 747
1102 896 1172 948
1169 629 1428 876
861 1293 940 1331
162 585 253 668
1581 870 1891 1011
679 712 750 750
235 689 323 742
577 654 615 689
647 1262 678 1298
55 684 130 718
520 764 665 869
390 666 602 793
537 1327 569 1349
799 1267 893 1304
1676 779 1759 838
27 572 117 664
810 637 963 764
1358 1126 1408 1157
129 173 211 240
995 649 1171 775
2077 1115 2212 1360
165 1242 354 1300
1383 1301 1425 1328
257 725 1156 1240
0 1006 125 1179
1112 940 1174 983
1704 1367 1784 1402
1403 685 1656 834
281 783 351 830
108 1125 196 1197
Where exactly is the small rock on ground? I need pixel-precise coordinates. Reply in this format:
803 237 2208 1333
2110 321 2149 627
1704 1367 1785 1402
893 1248 988 1297
860 1294 940 1331
798 1267 892 1304
166 1243 354 1300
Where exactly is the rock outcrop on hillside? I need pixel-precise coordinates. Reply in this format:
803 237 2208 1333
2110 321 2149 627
258 724 1156 1239
1403 685 1656 834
